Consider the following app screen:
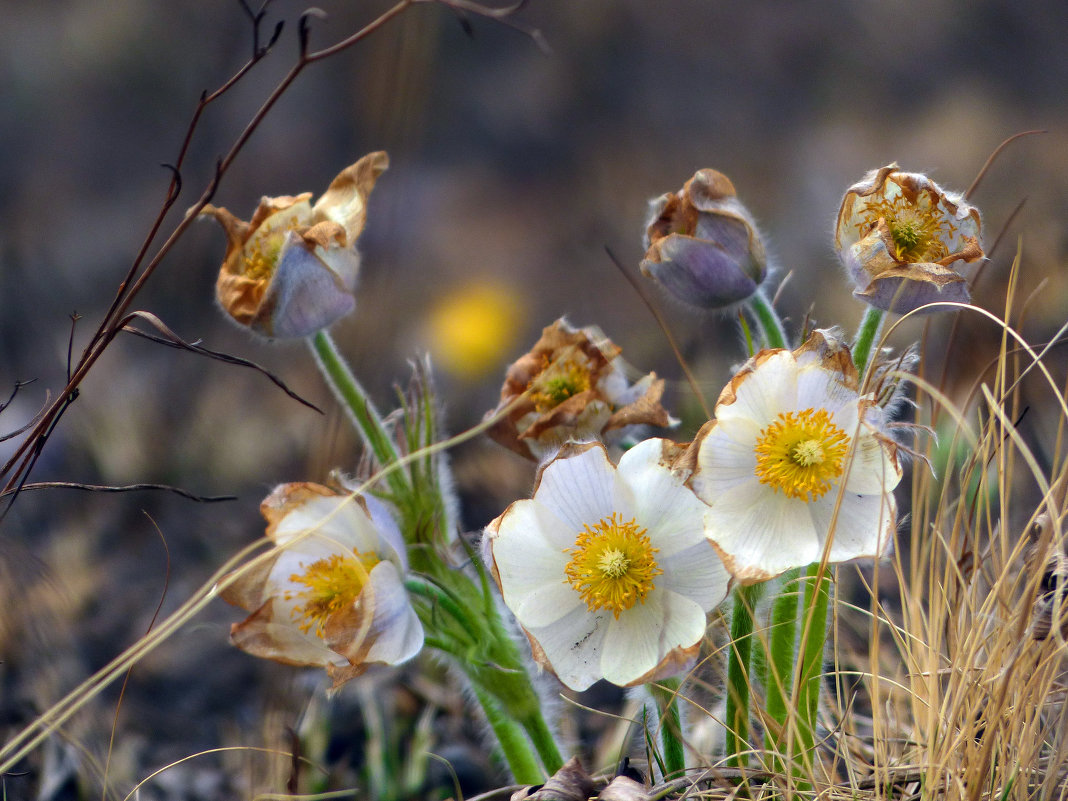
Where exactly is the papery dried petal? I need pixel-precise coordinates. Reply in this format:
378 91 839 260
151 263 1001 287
485 319 673 461
202 152 388 338
835 165 983 314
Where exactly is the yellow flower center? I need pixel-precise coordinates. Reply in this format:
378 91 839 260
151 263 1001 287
243 218 304 280
529 355 593 413
285 550 380 636
564 513 662 618
753 408 851 500
861 194 954 263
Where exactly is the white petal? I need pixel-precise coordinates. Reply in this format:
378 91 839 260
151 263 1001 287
795 365 855 415
513 581 585 629
691 417 761 503
618 439 709 557
271 494 365 551
491 500 575 605
811 490 895 563
526 606 611 691
601 591 706 686
842 430 901 495
657 536 732 611
363 561 424 665
708 481 820 579
535 445 620 529
717 351 797 424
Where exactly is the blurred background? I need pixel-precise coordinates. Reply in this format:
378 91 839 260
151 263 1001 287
1 1 1066 798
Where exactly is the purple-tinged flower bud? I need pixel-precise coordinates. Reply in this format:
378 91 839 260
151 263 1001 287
641 169 767 309
835 165 983 314
201 152 387 339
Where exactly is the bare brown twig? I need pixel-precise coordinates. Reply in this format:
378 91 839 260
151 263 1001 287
0 0 539 523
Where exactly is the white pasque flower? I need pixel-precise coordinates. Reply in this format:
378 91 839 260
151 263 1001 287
685 331 902 583
484 439 730 691
221 482 423 688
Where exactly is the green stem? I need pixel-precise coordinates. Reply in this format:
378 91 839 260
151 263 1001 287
746 289 788 350
404 577 481 647
850 306 886 378
794 563 830 779
648 678 685 778
470 684 545 784
308 331 408 496
517 710 564 776
725 584 762 767
764 567 801 763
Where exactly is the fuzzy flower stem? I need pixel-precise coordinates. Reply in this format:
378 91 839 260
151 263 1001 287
746 288 789 350
725 583 762 767
308 331 408 496
793 564 830 780
517 710 565 777
470 684 546 785
851 306 886 379
648 677 686 778
764 567 801 767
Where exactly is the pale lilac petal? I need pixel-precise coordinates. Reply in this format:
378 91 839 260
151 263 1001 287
363 494 407 571
267 235 356 339
363 561 424 665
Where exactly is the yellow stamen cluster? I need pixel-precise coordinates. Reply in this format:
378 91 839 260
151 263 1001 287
564 513 661 618
860 193 954 263
754 408 851 500
286 550 380 635
529 354 594 413
243 218 304 280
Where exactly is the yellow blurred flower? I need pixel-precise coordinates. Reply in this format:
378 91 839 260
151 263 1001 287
427 283 523 379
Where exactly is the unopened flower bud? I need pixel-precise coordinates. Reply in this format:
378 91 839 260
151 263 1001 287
201 152 388 338
835 165 983 314
641 168 767 309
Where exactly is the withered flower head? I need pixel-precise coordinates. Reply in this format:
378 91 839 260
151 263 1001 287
201 151 388 338
641 168 767 309
484 319 674 461
835 165 983 314
219 482 423 688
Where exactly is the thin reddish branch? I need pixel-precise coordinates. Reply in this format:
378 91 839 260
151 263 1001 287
0 0 540 514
